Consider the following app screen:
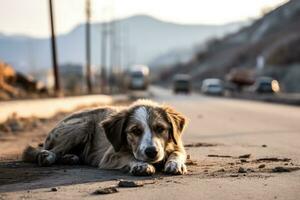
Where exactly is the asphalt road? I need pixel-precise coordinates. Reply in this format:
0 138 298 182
1 88 300 200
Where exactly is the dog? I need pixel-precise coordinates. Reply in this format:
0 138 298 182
23 99 188 176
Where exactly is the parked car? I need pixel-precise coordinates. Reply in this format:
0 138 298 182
173 74 191 94
127 65 150 91
201 78 224 95
251 77 280 93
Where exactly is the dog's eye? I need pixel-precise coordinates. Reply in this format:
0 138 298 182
131 127 143 136
154 125 165 133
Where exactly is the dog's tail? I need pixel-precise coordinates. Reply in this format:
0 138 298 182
22 145 42 163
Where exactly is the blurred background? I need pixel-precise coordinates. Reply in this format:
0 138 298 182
0 0 299 101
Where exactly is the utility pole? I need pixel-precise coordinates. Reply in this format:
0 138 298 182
109 19 115 93
48 0 61 95
101 22 107 93
85 0 92 93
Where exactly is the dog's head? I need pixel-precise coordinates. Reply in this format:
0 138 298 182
101 99 187 163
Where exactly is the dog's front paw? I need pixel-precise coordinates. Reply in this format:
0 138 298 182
37 150 56 167
130 162 155 176
164 160 187 175
60 154 80 165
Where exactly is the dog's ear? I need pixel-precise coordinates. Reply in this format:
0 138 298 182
162 106 187 145
101 110 128 152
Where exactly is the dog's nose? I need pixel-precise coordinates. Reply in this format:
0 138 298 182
144 146 158 159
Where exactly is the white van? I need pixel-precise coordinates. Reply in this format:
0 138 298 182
128 65 150 90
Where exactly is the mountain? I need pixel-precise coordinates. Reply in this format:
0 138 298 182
163 0 300 92
0 15 246 74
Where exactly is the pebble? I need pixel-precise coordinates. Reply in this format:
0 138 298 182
272 167 290 173
118 180 144 188
258 164 266 169
92 187 118 195
239 154 251 159
238 167 247 173
217 168 225 172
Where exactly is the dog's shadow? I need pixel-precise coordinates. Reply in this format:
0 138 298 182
0 161 163 193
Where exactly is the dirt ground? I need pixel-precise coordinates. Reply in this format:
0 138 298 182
0 94 300 200
0 120 299 200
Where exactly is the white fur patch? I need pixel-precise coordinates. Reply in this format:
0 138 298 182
133 107 152 151
134 107 148 125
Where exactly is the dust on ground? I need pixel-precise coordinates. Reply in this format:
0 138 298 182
0 139 299 194
0 103 300 198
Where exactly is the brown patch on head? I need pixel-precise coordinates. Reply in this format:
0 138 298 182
161 105 187 145
101 110 128 152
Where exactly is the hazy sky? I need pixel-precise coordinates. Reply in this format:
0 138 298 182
0 0 288 38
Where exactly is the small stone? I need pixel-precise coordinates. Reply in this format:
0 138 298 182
240 159 248 163
51 187 58 192
262 144 267 148
217 168 225 172
247 168 255 172
118 180 144 188
185 159 198 166
92 187 118 195
272 167 290 173
258 164 266 169
239 154 251 159
238 167 247 173
230 174 239 177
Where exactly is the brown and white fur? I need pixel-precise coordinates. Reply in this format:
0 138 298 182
23 99 188 176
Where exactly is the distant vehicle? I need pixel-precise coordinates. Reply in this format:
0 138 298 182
201 78 224 95
128 65 150 90
173 74 191 94
251 77 280 93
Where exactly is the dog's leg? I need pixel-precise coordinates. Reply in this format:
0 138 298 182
164 150 187 175
99 148 155 176
43 119 95 164
59 154 80 165
37 150 57 167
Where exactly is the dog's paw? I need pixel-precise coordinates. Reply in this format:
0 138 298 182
37 150 56 167
60 154 80 165
130 162 156 176
164 160 187 175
